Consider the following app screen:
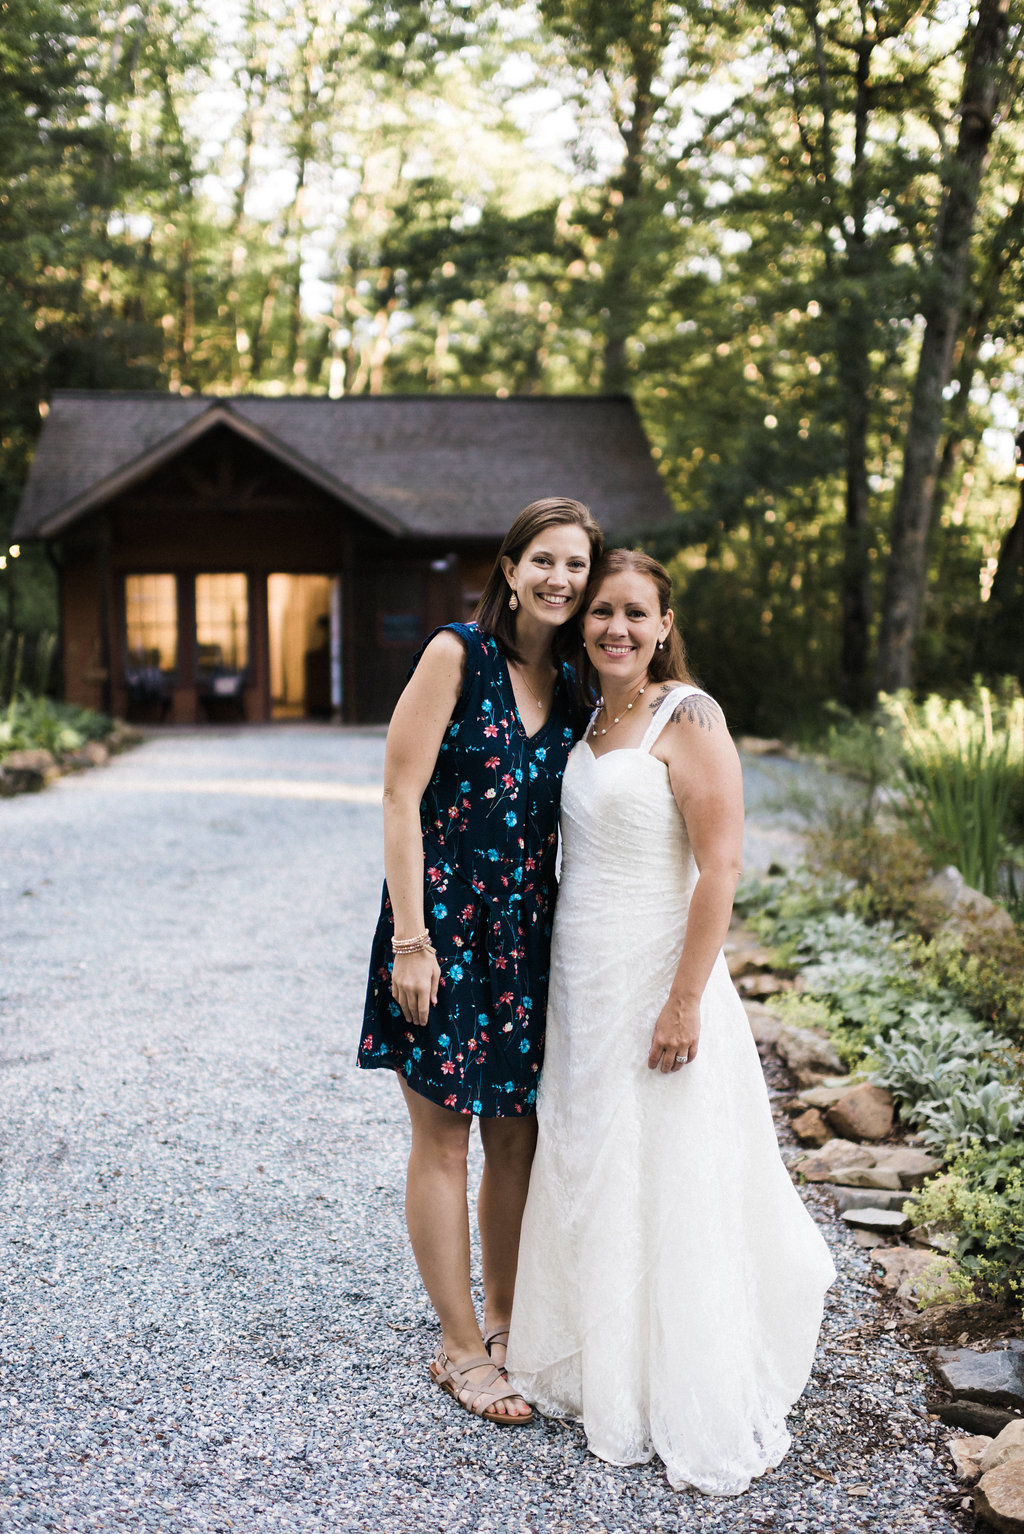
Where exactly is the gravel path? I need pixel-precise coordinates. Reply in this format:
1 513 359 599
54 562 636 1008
0 728 966 1533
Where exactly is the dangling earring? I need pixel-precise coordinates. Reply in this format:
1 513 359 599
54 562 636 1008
508 589 519 612
657 639 665 651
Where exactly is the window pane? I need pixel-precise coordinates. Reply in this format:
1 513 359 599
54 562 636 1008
196 573 248 674
125 575 177 672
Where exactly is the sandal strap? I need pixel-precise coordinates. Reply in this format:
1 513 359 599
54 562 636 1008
484 1327 510 1350
436 1352 520 1413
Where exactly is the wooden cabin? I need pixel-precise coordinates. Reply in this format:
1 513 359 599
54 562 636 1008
14 392 676 724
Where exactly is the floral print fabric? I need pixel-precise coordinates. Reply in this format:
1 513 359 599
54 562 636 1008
358 622 579 1116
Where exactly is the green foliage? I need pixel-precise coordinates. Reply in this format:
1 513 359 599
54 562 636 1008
884 687 1024 899
868 1013 1023 1154
733 866 855 945
1 1 1023 730
744 860 1024 1310
0 692 111 758
908 1083 1024 1157
810 825 935 926
909 1144 1024 1311
902 930 1024 1041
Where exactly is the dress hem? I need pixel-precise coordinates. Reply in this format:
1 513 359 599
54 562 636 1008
356 1055 537 1119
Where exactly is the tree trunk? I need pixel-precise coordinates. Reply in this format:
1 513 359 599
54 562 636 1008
600 9 661 394
836 32 874 711
874 0 1010 695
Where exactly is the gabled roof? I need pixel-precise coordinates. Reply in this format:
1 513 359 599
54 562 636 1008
14 391 676 542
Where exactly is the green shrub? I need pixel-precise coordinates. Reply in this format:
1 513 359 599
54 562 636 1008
909 1144 1024 1315
0 694 113 760
902 929 1024 1042
868 1014 1012 1110
907 1081 1024 1155
808 824 934 925
883 686 1024 900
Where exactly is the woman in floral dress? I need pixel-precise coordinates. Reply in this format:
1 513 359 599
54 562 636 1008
359 497 602 1424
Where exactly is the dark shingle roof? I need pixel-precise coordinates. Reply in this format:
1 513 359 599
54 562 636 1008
14 392 675 542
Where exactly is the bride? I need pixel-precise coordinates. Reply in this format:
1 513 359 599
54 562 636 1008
506 549 835 1496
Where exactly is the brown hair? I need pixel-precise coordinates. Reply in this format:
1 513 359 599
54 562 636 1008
474 497 604 664
580 548 693 694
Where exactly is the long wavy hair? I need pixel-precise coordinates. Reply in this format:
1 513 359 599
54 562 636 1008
474 497 604 665
580 548 693 697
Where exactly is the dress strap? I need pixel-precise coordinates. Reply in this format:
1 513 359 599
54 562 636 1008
638 685 710 754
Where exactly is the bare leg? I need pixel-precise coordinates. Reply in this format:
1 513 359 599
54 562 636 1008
477 1113 538 1370
398 1078 530 1416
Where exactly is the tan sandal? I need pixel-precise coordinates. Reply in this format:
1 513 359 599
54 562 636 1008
430 1347 533 1426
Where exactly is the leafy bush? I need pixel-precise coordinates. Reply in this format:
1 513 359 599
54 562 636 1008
740 858 1024 1316
868 1014 1012 1109
883 685 1024 900
909 1144 1024 1312
902 929 1024 1042
0 694 113 760
908 1083 1024 1155
809 824 934 925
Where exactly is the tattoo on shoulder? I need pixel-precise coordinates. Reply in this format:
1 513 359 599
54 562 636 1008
647 684 676 713
670 694 721 732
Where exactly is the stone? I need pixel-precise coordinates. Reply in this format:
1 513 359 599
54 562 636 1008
950 1435 994 1480
793 1082 856 1109
2 746 57 773
976 1460 1024 1533
921 864 1016 944
792 1139 875 1182
106 722 144 751
79 740 109 767
849 1227 884 1248
934 1348 1024 1411
743 1001 783 1048
981 1422 1024 1476
775 1025 845 1081
936 1401 1022 1437
791 1108 833 1146
869 1146 942 1187
830 1166 904 1190
826 1082 895 1141
831 1187 909 1212
842 1206 911 1234
873 1245 965 1305
737 972 792 998
0 765 45 796
727 947 777 978
875 1246 942 1288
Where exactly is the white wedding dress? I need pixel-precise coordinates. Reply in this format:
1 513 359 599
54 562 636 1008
507 687 836 1496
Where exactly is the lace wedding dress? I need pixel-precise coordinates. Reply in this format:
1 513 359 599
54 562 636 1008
507 687 836 1496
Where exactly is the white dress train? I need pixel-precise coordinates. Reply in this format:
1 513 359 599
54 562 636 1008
507 687 836 1496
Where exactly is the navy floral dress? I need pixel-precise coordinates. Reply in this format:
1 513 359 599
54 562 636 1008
358 622 582 1117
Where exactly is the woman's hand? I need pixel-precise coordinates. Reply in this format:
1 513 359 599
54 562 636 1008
391 948 441 1028
648 993 701 1074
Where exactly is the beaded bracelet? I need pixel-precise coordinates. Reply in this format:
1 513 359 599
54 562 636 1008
391 929 434 956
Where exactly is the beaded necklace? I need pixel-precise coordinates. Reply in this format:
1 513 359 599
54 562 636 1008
587 680 648 738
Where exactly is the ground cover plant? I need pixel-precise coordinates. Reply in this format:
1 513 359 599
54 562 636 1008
737 683 1024 1319
736 869 1024 1318
0 630 113 761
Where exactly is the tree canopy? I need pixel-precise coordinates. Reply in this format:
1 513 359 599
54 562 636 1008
3 0 1023 727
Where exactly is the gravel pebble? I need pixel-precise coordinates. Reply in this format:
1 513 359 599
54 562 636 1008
0 728 966 1531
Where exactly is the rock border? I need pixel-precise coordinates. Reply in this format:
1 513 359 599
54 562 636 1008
0 723 144 798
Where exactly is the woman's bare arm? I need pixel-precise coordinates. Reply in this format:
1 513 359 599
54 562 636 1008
382 631 466 1026
647 694 745 1072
